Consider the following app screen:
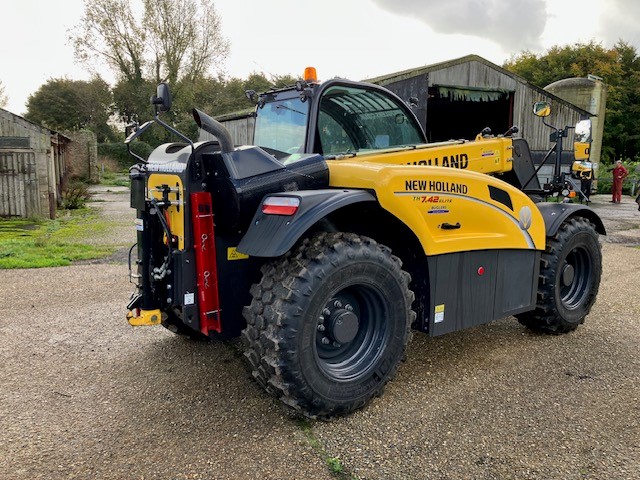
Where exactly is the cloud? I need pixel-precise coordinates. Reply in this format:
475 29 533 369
371 0 547 51
598 0 640 47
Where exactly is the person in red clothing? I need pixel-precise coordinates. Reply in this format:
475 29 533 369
611 160 629 203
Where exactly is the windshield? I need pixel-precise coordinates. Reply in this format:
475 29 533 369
318 86 424 155
253 96 309 154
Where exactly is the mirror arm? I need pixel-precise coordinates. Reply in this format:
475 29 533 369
153 112 195 149
124 120 156 164
541 117 555 131
127 143 148 164
522 143 556 191
125 120 154 144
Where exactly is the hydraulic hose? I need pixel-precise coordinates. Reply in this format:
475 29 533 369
150 198 173 281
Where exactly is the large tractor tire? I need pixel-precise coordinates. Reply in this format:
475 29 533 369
516 216 601 334
242 232 415 418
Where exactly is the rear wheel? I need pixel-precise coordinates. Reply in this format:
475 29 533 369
242 232 415 418
517 216 601 334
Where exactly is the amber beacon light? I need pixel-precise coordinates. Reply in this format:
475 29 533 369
304 67 318 82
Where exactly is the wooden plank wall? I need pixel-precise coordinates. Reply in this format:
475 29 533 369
0 150 37 217
199 116 255 146
0 109 63 218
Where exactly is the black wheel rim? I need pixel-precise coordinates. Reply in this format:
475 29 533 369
559 244 592 309
314 285 388 381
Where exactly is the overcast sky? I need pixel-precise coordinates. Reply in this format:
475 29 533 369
1 0 637 115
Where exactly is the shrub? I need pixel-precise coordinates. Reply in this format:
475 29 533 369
596 160 640 195
98 141 155 169
61 181 91 209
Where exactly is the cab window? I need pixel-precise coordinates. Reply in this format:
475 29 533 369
254 97 309 154
318 85 423 155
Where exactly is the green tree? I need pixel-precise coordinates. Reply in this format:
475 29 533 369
143 0 229 85
177 72 298 117
71 0 146 84
25 77 115 142
154 72 301 143
504 40 640 163
71 0 230 143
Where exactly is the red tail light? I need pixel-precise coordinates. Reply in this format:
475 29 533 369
262 196 300 216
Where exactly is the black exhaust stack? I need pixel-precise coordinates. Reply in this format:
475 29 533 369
193 108 235 153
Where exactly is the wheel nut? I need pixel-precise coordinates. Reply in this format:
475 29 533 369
323 308 331 316
334 300 342 308
333 342 341 348
317 324 326 332
345 304 353 311
321 337 330 345
318 315 325 323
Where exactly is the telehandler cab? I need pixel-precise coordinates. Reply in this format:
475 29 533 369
126 68 604 417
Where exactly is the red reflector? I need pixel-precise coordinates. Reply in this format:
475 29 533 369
262 197 300 216
477 266 485 276
191 192 221 334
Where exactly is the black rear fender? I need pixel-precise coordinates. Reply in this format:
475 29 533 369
237 189 376 257
537 202 606 237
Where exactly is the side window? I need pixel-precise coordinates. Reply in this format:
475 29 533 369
254 97 309 154
318 111 356 155
318 85 423 155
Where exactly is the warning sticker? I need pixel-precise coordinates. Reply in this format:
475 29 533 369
184 292 195 305
227 247 249 261
434 304 445 324
135 219 144 231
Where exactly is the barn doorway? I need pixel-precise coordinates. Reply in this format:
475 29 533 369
425 86 513 142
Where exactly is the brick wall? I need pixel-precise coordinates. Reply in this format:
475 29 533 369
65 130 98 182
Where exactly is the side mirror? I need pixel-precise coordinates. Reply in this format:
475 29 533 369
575 119 592 143
125 120 154 144
151 83 172 113
533 101 551 117
574 119 592 161
245 90 258 104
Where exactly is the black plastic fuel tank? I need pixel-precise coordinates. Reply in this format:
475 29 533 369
197 146 330 232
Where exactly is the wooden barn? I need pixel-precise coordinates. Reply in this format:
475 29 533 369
368 55 603 180
207 55 603 183
0 108 69 218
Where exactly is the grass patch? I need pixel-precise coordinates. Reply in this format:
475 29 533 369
100 169 131 188
298 419 358 479
0 210 115 269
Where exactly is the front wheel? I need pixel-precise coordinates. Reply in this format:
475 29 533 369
242 233 415 418
517 216 601 334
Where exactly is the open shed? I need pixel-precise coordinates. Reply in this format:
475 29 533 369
367 55 600 181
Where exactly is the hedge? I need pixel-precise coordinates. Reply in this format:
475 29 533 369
98 141 155 169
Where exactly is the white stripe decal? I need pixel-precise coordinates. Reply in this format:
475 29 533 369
394 191 536 249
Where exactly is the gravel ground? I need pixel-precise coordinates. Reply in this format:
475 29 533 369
0 189 638 479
